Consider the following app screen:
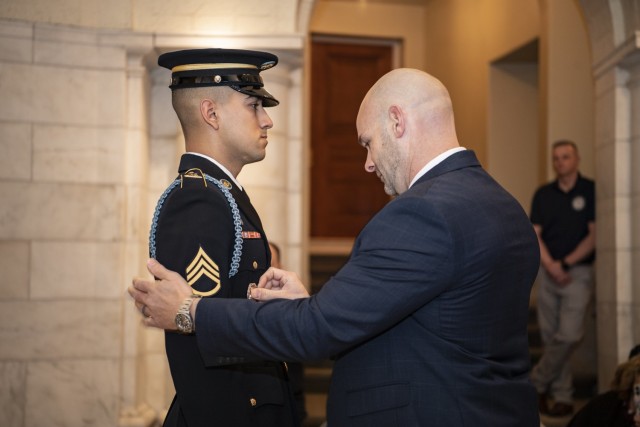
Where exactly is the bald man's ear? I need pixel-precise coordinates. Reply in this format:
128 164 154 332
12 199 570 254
201 99 219 130
389 105 405 138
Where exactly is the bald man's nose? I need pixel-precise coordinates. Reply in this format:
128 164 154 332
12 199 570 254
364 151 375 173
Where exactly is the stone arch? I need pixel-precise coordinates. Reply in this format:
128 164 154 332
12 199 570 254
574 0 640 389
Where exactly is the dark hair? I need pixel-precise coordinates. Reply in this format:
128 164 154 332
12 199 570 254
552 139 578 153
629 344 640 360
612 356 640 401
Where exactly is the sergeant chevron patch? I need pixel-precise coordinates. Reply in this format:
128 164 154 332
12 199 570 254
186 246 221 296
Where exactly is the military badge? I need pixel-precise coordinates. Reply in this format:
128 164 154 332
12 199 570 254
220 179 233 190
186 246 221 296
181 168 207 188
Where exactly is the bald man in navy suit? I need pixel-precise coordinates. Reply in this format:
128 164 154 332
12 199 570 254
131 68 541 427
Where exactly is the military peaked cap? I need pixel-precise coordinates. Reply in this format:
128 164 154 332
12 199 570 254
158 48 279 107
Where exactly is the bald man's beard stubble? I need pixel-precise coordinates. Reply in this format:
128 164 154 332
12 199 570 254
377 129 403 197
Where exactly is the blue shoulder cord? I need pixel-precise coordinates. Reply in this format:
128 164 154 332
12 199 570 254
149 174 243 278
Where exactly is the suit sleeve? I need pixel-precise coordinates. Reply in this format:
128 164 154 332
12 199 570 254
529 189 542 225
195 195 456 362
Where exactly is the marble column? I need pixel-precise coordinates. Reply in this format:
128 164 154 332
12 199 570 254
592 50 640 390
118 44 163 427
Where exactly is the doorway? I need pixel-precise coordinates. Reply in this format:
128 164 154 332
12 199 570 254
310 36 399 244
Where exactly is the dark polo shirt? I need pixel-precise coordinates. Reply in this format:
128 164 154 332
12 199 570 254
530 174 595 264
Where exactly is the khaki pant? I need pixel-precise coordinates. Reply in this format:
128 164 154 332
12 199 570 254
530 265 593 403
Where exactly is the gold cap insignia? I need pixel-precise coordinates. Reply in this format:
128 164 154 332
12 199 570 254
186 246 221 296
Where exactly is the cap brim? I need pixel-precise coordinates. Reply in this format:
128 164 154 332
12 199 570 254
234 86 279 107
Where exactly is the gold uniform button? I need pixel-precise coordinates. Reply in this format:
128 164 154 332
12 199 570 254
252 261 258 269
249 398 257 407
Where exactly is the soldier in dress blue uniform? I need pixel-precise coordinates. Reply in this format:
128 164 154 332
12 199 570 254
149 48 298 427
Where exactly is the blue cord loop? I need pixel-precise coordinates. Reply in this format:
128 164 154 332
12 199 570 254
149 174 243 278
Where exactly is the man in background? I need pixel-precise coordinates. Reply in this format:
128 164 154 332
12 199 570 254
530 140 596 417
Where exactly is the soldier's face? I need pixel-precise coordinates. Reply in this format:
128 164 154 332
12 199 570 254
218 90 274 166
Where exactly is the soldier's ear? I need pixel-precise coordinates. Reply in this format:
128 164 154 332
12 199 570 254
201 99 219 130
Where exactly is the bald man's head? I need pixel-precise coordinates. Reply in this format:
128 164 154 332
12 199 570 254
362 68 453 129
359 68 458 153
356 68 460 195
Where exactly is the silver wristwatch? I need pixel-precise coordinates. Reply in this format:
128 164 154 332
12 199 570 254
175 296 197 334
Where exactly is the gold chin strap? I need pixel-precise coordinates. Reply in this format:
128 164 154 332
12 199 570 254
172 63 257 72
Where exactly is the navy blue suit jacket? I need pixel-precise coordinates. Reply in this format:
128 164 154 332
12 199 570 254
195 150 541 426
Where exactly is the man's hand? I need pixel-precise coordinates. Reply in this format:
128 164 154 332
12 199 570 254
546 260 572 287
128 259 193 330
249 267 310 301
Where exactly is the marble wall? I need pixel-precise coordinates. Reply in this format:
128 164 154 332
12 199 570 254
0 19 133 427
0 11 307 426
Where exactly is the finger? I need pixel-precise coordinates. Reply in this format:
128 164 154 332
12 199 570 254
251 287 274 301
257 267 276 288
142 315 156 328
261 278 279 290
132 277 153 293
128 285 148 305
146 258 172 280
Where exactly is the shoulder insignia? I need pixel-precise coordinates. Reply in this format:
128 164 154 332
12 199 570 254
181 168 207 188
186 246 221 297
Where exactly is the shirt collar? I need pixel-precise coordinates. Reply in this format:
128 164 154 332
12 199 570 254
186 152 243 191
409 147 466 189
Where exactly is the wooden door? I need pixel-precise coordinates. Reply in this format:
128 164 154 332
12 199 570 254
311 40 393 238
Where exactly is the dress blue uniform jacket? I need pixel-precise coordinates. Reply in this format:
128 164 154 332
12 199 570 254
153 153 298 427
195 150 541 426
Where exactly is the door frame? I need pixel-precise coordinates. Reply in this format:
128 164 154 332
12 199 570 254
308 34 403 255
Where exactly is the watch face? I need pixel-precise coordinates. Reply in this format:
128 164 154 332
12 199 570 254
175 313 193 333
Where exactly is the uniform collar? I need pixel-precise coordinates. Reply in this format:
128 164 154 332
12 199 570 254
185 152 243 191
